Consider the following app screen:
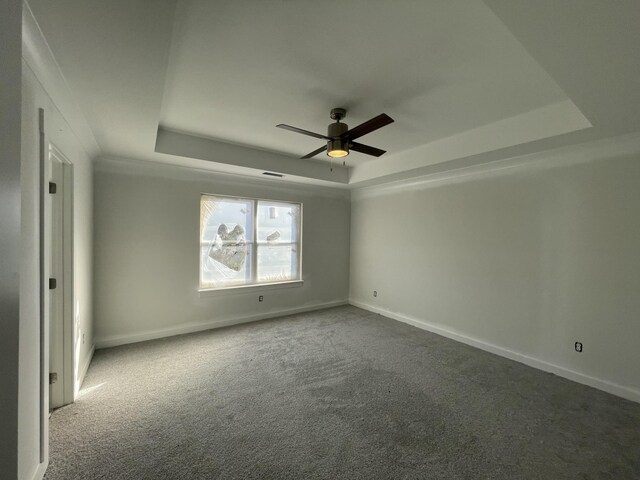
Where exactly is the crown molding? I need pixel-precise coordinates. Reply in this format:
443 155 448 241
352 130 640 199
22 1 100 159
95 155 351 200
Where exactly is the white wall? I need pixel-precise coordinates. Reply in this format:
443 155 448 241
18 35 95 480
350 134 640 402
17 60 44 480
93 158 350 347
0 0 23 478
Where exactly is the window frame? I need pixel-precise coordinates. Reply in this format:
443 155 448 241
199 193 303 292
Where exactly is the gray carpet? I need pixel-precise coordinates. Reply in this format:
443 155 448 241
45 306 640 479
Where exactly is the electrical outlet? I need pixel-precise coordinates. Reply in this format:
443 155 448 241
575 341 583 352
259 295 264 302
373 290 377 297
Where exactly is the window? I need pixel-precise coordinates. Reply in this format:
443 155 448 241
199 194 302 290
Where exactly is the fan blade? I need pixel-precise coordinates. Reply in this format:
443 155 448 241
301 145 328 159
277 124 329 140
343 113 394 141
350 142 386 157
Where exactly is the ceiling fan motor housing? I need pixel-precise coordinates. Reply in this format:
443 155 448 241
328 121 348 138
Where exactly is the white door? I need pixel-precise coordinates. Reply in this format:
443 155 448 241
49 153 65 410
48 145 74 410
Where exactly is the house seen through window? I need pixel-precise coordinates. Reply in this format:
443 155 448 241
199 194 302 289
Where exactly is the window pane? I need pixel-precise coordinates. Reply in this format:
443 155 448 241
257 201 300 244
200 196 253 288
257 244 298 282
256 201 301 283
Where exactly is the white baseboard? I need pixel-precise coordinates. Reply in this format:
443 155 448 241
78 344 95 390
31 460 48 480
349 298 640 404
95 300 348 349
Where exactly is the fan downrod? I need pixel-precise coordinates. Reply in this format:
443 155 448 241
330 108 346 122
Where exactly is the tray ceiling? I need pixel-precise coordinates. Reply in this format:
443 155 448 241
27 0 640 187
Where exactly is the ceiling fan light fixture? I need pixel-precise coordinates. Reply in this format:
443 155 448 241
327 138 349 158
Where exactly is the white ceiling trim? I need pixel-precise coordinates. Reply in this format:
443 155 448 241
155 127 349 185
350 99 591 184
96 155 351 200
352 130 640 200
22 2 100 159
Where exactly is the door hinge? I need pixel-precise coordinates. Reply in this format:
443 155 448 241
49 372 58 384
49 182 57 194
49 278 57 290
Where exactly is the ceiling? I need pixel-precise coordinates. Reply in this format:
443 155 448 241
27 0 640 187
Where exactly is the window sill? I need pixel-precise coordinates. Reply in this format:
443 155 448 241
198 280 303 297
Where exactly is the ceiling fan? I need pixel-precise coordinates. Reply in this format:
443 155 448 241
277 108 394 160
